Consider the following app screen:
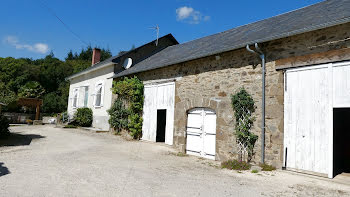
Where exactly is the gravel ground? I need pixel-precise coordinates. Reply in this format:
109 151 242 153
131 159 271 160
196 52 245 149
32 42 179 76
0 125 349 197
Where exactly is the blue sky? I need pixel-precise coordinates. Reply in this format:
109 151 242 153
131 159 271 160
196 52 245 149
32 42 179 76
1 0 323 60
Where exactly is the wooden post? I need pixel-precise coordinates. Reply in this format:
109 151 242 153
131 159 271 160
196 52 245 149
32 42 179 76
35 104 40 120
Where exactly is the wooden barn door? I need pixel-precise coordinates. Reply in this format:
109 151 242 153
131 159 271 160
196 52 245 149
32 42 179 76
284 64 331 176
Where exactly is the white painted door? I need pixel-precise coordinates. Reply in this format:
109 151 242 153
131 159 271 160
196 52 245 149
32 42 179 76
186 108 216 160
284 65 331 176
142 82 175 145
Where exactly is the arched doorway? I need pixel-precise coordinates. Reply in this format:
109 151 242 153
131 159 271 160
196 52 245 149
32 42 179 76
186 108 216 160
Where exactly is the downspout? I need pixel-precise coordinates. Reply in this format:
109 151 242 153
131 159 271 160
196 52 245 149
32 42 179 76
246 43 266 164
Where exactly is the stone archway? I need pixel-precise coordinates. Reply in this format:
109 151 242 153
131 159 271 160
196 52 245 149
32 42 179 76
173 97 221 154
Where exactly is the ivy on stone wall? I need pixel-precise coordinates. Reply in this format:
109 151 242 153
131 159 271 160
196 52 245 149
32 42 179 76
110 76 144 139
231 88 258 161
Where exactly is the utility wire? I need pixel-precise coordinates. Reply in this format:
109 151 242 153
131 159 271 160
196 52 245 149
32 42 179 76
38 0 89 46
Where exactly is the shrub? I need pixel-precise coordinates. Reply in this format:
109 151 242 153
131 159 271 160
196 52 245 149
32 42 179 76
259 163 276 171
111 77 144 139
63 125 77 129
231 88 258 161
108 98 129 133
0 114 10 139
128 113 143 139
251 169 258 173
74 108 93 127
221 159 251 170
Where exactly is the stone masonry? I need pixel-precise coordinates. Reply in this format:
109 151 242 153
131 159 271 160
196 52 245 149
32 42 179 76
127 23 350 168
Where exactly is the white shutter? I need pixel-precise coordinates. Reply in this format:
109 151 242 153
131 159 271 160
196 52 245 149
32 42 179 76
100 81 105 107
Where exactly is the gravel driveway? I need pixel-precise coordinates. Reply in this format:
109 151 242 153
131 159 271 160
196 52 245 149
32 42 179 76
0 125 349 197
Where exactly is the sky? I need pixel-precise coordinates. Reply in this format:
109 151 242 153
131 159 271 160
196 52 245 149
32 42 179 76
0 0 324 60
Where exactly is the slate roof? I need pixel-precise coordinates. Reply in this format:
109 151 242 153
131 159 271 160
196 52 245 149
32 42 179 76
112 0 350 78
66 34 178 80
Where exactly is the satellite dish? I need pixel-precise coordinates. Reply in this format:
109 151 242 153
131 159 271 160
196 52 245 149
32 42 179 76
123 58 132 69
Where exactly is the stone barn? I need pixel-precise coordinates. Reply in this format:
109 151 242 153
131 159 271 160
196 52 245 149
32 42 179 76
112 0 350 178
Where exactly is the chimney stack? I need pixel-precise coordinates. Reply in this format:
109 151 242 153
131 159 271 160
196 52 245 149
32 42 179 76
92 48 101 66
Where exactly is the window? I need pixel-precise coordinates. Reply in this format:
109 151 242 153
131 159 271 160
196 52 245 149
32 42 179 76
94 82 104 107
72 88 79 108
83 86 89 107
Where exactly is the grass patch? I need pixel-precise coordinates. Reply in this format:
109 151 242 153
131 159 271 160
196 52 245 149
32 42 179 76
63 125 77 129
176 152 188 157
221 159 251 171
259 163 276 171
251 169 258 173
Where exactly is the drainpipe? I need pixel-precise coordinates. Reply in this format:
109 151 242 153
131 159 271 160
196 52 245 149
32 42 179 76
246 43 266 164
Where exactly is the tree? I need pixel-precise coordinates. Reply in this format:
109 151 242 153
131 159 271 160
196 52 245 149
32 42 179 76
18 81 45 98
0 45 112 114
0 82 16 104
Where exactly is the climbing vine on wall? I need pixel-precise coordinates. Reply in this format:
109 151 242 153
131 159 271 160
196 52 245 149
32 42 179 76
110 76 144 139
231 88 258 161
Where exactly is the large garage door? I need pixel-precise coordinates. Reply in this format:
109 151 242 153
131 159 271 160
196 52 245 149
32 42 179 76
284 64 330 176
142 82 175 145
284 61 350 178
186 108 216 160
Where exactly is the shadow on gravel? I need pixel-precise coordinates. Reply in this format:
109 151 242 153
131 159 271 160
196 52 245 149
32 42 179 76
0 133 45 147
0 162 10 177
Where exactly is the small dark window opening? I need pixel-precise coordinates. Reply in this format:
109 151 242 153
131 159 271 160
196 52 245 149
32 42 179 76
156 109 167 142
333 108 350 177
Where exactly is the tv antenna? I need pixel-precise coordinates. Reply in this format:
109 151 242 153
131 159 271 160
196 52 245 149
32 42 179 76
149 24 159 46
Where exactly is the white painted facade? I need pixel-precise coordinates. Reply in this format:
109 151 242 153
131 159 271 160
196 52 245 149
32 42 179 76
186 108 216 160
284 61 350 178
142 82 175 145
67 64 115 130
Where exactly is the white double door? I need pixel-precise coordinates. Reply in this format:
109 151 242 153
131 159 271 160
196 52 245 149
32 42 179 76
284 61 350 178
186 108 216 160
142 82 175 145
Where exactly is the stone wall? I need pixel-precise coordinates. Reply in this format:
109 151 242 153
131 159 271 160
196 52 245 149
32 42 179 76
130 23 350 168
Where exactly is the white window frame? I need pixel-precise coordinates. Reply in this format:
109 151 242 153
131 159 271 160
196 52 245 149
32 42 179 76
82 86 89 107
72 88 79 108
93 81 105 108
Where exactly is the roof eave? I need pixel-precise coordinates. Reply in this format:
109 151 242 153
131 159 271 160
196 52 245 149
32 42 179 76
66 62 115 81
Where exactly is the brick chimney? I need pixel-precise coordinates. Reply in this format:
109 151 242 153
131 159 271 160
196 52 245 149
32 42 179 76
91 48 101 66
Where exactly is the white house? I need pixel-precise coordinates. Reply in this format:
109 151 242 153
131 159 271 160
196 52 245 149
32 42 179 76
65 34 178 130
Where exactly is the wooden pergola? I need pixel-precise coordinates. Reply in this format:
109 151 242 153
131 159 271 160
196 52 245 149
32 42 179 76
17 98 43 120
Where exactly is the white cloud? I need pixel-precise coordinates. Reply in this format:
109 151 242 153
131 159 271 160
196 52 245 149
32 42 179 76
176 6 210 24
4 36 49 54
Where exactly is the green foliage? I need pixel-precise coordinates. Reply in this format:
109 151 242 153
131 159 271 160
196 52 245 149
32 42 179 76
0 46 112 114
63 125 77 129
74 108 93 127
221 159 252 170
128 113 143 139
42 82 70 113
251 169 259 173
108 98 129 133
65 46 112 62
0 82 16 104
18 81 45 98
0 114 10 139
231 88 258 161
259 163 276 171
111 77 144 139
